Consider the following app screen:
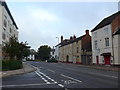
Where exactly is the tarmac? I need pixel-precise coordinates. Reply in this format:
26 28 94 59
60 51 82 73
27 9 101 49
61 62 120 72
0 61 119 78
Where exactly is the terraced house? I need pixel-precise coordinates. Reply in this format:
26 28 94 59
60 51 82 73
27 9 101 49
0 1 18 60
91 11 120 65
59 30 92 64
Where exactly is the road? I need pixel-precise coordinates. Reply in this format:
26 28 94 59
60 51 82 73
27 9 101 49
2 61 119 89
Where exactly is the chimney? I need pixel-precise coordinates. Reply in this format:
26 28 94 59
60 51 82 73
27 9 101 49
61 35 63 42
70 36 73 40
73 35 76 40
85 30 89 35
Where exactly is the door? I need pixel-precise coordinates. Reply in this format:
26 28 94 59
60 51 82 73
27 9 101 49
96 56 99 64
104 56 110 65
66 55 69 62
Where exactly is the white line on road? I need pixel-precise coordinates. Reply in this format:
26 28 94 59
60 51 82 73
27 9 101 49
1 82 56 88
47 69 55 73
58 84 64 88
33 66 64 88
66 67 118 79
61 74 82 83
35 71 50 84
37 70 64 88
88 72 118 79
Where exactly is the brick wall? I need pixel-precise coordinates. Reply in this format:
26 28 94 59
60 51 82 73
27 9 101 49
111 15 120 33
81 33 92 51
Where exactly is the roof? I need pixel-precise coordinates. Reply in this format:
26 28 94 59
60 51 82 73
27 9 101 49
1 1 18 29
60 35 85 47
91 11 120 32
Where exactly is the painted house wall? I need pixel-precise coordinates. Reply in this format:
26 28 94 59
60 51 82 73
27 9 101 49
92 24 113 65
54 45 60 61
72 40 81 63
59 40 82 63
0 3 3 60
113 34 119 64
0 2 18 60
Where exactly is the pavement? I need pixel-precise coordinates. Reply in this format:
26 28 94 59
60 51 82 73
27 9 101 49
0 61 119 78
0 62 37 78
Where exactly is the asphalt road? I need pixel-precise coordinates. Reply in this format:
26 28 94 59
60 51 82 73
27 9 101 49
2 61 119 89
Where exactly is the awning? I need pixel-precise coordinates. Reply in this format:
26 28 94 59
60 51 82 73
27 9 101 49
100 53 111 56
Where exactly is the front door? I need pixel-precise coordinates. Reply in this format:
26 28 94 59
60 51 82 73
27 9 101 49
104 56 111 65
66 55 69 62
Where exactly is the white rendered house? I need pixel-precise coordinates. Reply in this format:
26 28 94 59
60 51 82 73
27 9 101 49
91 11 120 65
0 1 18 60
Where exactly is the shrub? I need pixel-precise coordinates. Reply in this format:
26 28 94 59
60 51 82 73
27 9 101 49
2 60 23 71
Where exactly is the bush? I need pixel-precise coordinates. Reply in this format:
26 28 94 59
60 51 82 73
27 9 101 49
2 60 23 71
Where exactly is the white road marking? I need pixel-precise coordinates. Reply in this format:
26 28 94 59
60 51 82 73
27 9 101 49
58 84 64 88
47 69 55 73
35 71 50 84
61 74 82 83
66 67 118 79
33 66 65 88
1 82 56 87
88 72 118 79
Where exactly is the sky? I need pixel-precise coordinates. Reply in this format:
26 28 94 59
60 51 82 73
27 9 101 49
6 0 119 50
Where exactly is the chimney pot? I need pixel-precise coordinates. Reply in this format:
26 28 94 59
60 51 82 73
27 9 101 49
61 35 63 42
86 30 89 35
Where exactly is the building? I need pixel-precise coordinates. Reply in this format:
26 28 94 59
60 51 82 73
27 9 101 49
59 30 92 64
50 47 55 59
0 1 18 60
113 28 120 65
27 49 36 60
91 11 120 65
54 44 60 61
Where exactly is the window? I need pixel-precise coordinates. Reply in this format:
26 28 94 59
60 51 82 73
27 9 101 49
10 28 12 33
52 51 54 55
77 47 79 53
3 19 7 27
2 33 6 40
94 40 98 49
94 32 97 38
3 28 6 31
104 28 109 34
105 38 109 47
2 41 6 46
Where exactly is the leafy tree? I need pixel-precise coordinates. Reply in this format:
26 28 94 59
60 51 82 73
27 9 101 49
3 37 30 60
16 42 31 60
37 45 51 60
3 37 19 60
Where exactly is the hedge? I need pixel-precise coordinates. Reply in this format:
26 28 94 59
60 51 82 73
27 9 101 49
2 60 23 71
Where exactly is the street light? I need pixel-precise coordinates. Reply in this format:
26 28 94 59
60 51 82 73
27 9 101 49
56 37 59 44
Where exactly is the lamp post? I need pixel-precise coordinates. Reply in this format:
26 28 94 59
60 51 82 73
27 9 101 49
56 37 59 44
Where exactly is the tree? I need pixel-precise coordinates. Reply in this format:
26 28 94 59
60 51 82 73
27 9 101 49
3 37 30 60
37 45 51 60
3 37 19 60
16 42 31 60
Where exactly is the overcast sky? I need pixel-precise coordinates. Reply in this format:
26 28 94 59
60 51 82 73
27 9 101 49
6 0 119 50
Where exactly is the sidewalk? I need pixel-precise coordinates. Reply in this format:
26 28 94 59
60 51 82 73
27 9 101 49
0 62 37 78
59 62 120 72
